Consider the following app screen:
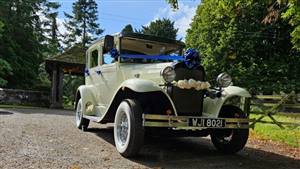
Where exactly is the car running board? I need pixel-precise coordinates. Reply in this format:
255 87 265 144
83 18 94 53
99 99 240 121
83 115 101 122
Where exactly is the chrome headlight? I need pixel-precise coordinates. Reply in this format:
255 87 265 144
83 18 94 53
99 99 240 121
216 73 232 88
161 66 176 83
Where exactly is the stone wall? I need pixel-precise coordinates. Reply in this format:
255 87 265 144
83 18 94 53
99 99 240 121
0 88 49 107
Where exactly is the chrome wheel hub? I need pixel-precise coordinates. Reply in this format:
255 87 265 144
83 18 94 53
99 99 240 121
217 129 233 144
117 112 129 145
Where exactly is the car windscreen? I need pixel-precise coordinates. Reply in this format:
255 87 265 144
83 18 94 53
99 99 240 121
120 37 183 63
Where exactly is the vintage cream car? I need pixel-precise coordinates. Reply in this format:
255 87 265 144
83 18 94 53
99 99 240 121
75 33 252 157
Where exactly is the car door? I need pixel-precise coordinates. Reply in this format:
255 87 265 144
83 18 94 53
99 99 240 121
85 46 103 117
99 49 120 109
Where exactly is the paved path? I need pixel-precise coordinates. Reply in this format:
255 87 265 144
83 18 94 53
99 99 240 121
0 108 299 169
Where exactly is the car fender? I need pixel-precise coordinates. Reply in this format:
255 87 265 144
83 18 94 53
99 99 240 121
75 85 98 115
100 79 178 122
118 78 177 115
203 86 251 117
119 78 163 92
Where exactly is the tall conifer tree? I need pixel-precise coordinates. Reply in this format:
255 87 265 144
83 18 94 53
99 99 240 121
63 0 103 48
42 1 61 54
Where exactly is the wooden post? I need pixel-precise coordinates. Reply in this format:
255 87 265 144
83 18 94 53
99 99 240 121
50 64 63 109
50 64 58 108
244 97 251 117
57 66 64 108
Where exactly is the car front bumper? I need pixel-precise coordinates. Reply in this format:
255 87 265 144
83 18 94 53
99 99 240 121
142 114 254 130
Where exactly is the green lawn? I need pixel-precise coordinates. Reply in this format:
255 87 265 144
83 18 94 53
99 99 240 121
250 113 300 148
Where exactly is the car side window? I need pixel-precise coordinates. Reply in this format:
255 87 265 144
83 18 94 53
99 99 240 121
90 49 98 68
103 52 114 65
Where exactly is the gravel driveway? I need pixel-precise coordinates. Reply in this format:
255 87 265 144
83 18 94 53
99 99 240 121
0 108 299 169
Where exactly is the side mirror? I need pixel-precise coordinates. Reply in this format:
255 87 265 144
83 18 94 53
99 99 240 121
104 35 114 52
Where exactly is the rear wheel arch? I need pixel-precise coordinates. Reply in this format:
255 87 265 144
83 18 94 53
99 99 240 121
75 89 81 108
74 85 98 116
218 105 247 118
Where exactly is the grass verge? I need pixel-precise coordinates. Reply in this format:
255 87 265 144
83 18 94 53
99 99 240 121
250 113 300 148
0 104 40 109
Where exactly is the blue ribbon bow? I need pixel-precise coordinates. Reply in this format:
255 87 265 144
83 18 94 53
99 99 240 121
183 48 201 69
109 48 119 58
84 68 90 76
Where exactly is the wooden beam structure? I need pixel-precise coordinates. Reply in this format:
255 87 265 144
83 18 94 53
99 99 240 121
45 45 86 109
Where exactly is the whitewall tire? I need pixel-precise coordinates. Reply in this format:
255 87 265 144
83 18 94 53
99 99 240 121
114 99 144 157
75 99 90 131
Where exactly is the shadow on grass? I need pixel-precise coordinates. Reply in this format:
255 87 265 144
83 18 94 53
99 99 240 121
87 127 300 169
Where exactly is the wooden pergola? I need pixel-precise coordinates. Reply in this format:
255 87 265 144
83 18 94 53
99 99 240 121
45 45 86 108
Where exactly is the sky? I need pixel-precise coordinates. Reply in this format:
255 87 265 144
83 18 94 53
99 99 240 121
53 0 201 40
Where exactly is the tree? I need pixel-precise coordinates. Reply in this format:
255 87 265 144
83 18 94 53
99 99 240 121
0 0 48 89
121 24 134 34
168 0 300 52
63 0 103 48
0 20 4 38
0 59 13 87
166 0 179 9
42 1 61 54
186 0 300 93
140 18 178 39
262 0 300 52
282 0 300 51
0 21 12 87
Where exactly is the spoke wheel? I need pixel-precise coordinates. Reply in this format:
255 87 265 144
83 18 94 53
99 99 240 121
114 99 144 157
116 111 129 146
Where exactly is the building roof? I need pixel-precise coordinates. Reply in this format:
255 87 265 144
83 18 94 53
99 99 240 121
46 45 86 65
45 45 86 75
